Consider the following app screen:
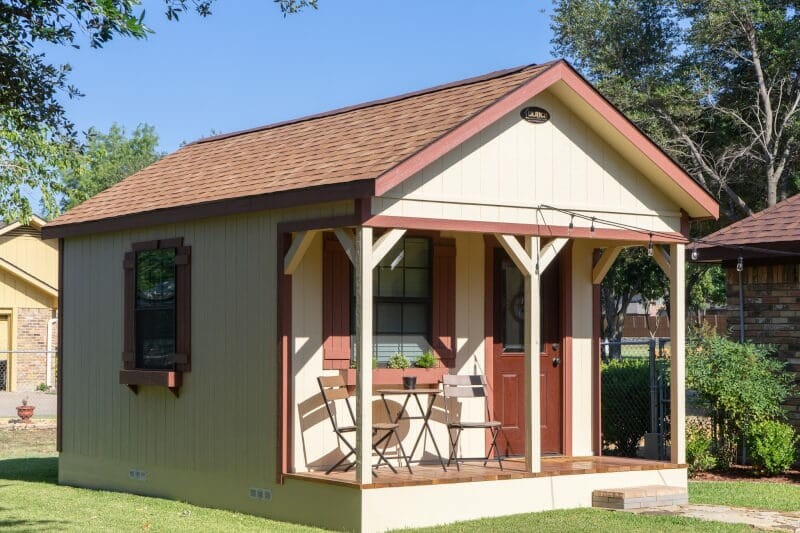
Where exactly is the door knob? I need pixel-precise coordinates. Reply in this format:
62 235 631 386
552 343 560 351
552 357 561 367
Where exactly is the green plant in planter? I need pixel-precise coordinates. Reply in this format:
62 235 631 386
415 351 437 369
387 352 411 369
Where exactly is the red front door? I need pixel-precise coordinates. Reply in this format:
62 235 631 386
491 246 563 456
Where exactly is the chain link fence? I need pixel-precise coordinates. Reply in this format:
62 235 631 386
601 339 670 460
0 351 57 392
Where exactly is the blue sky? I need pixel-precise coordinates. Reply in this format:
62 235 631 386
47 0 556 153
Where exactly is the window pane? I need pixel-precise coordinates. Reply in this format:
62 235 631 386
404 269 430 298
376 302 402 334
404 238 429 267
377 267 403 297
378 241 405 268
502 261 525 352
135 248 177 369
399 335 427 360
403 303 427 334
136 308 175 369
136 249 176 308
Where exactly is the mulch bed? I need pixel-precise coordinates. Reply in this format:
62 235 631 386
692 464 800 484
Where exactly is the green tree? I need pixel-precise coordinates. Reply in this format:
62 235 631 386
601 247 667 353
552 0 800 220
0 0 317 221
61 124 163 211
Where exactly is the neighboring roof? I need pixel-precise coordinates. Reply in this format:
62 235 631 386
693 194 800 261
44 60 718 239
0 215 47 238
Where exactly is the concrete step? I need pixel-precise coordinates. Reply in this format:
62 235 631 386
592 485 688 510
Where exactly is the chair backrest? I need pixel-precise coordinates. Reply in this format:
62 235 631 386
441 374 491 423
317 375 355 432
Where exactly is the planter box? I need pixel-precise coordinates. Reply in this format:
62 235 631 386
119 369 182 396
340 366 448 386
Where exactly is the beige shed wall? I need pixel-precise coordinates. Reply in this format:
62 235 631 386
58 201 361 529
374 89 682 234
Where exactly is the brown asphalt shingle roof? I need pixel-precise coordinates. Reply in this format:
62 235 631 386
697 194 800 249
49 62 554 229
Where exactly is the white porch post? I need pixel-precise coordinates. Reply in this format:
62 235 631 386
355 226 374 484
669 243 686 464
524 235 542 473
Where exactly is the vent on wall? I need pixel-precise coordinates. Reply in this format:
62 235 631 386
4 225 41 238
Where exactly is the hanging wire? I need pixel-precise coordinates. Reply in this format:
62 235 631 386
538 204 800 260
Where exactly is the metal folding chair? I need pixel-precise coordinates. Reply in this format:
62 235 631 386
317 375 412 475
441 374 503 471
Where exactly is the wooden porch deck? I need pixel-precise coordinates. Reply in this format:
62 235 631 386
286 456 685 489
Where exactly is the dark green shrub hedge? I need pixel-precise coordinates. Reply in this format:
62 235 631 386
746 421 798 476
601 359 650 456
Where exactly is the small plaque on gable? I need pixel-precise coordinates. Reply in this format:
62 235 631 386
520 106 550 124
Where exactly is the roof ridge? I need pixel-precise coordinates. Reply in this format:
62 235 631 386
190 60 558 146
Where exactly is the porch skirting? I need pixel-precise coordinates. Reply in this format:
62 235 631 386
285 457 688 531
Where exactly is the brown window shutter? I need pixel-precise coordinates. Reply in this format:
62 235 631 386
432 238 456 367
174 246 192 372
322 236 351 369
122 252 136 370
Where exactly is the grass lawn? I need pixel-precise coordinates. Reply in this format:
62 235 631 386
689 481 800 512
0 428 784 532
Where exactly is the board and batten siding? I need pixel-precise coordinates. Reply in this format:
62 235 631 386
373 89 683 234
59 201 364 530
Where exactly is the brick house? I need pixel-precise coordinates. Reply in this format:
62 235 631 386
693 194 800 433
0 215 59 392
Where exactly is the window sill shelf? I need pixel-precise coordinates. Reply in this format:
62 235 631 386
339 367 448 386
119 369 182 397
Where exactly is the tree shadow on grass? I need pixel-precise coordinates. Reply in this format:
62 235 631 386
0 457 57 484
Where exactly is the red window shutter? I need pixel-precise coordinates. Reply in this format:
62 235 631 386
322 236 352 369
174 245 192 372
122 252 136 370
432 238 456 367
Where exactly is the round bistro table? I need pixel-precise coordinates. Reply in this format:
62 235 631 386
377 388 447 471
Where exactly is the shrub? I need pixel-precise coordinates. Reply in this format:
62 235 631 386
687 325 796 468
387 353 411 369
601 359 650 457
415 351 437 369
746 421 798 476
686 420 716 476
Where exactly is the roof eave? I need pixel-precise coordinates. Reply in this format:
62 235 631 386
42 179 374 240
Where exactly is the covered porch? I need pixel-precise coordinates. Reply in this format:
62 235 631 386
277 215 688 489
